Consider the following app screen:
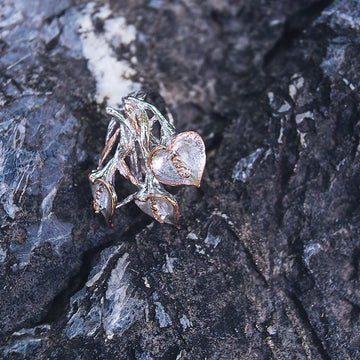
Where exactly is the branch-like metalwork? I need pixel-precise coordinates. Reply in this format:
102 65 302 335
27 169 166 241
89 92 206 228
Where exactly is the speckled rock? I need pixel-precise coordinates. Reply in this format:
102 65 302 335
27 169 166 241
1 0 360 359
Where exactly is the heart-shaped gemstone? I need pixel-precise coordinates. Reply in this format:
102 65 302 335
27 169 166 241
149 131 206 187
89 176 117 227
135 194 180 228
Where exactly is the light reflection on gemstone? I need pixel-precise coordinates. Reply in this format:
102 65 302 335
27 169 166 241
89 92 206 228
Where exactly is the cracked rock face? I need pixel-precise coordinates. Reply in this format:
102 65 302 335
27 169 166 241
1 0 360 359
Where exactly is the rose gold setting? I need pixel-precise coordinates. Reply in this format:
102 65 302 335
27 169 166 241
89 92 206 228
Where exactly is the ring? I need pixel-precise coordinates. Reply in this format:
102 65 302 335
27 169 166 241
89 91 206 228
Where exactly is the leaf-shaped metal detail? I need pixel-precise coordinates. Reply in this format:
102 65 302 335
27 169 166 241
149 131 206 187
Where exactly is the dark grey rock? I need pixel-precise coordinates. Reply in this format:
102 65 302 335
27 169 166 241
1 0 360 359
66 245 146 340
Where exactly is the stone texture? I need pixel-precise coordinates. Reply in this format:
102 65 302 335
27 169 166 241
1 0 360 359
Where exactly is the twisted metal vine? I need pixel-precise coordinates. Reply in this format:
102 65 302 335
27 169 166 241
89 92 206 228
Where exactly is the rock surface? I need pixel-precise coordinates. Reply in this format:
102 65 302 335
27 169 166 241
1 0 360 359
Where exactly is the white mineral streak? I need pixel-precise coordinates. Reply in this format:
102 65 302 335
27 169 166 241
289 74 304 101
295 111 314 149
3 338 42 357
1 100 77 268
86 245 123 288
78 3 140 105
162 254 177 273
40 186 57 219
103 253 146 339
0 118 41 219
336 158 346 171
278 118 284 144
295 111 313 125
3 325 51 357
232 148 264 182
0 247 7 263
204 231 222 248
277 101 291 113
179 314 192 330
267 91 275 107
66 288 102 339
303 242 322 267
67 251 146 339
155 302 172 328
186 232 198 240
320 0 360 30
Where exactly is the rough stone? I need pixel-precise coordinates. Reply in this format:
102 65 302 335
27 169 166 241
1 0 360 359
